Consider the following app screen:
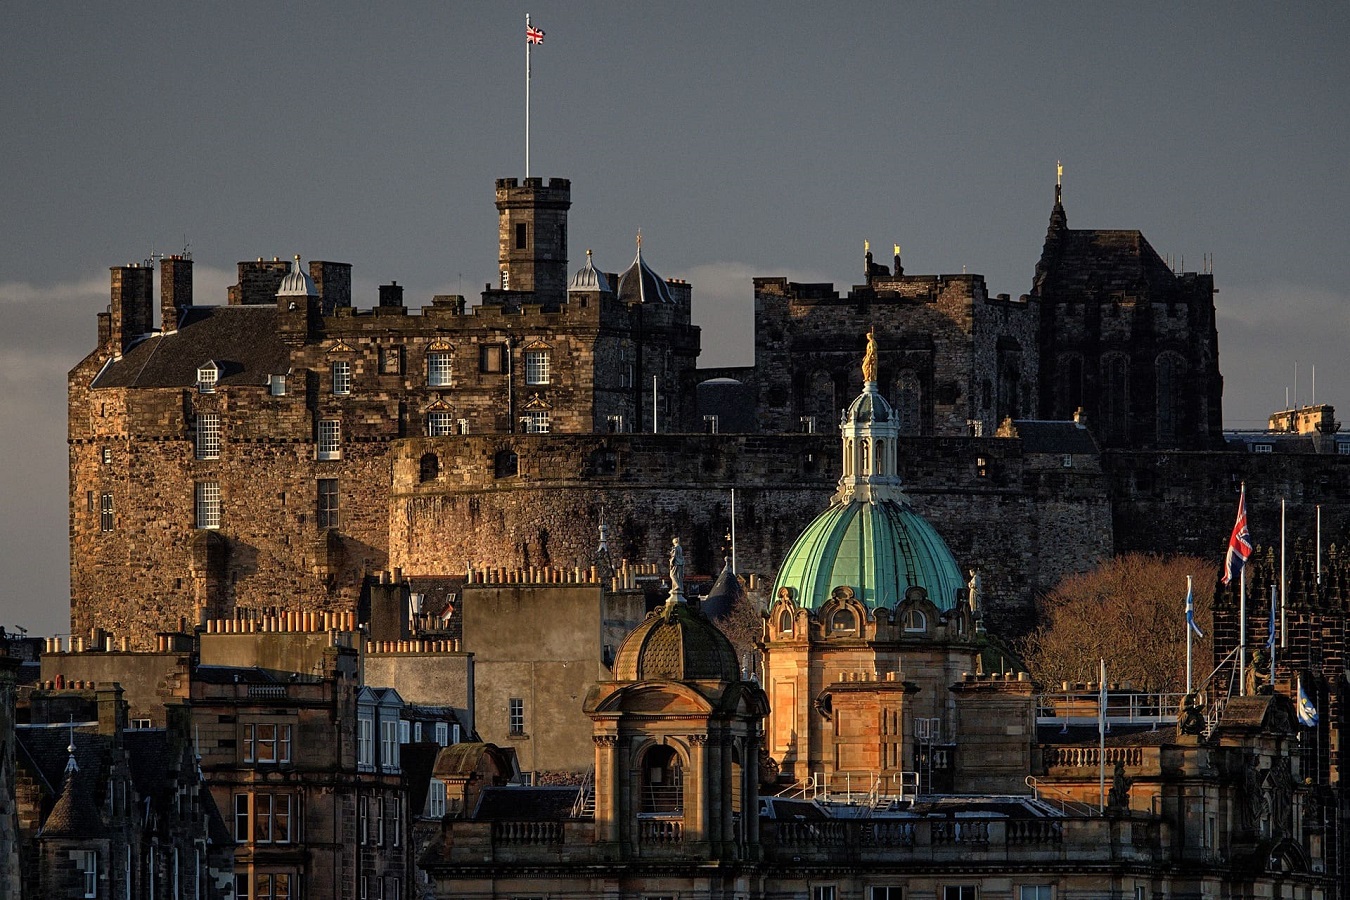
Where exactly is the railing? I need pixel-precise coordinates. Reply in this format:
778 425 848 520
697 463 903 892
570 766 595 819
1046 746 1145 769
1006 818 1064 845
1035 691 1183 725
247 684 286 699
491 821 563 844
862 820 916 847
932 819 988 845
1024 776 1100 816
637 816 683 844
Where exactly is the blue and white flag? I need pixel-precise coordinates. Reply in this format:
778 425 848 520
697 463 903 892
1297 677 1319 727
1185 577 1204 638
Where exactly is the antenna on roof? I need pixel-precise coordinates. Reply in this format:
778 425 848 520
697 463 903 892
181 236 192 260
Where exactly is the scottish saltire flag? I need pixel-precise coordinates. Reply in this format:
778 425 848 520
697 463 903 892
1267 586 1277 651
527 24 545 44
1185 578 1204 638
1297 678 1319 727
1221 484 1252 585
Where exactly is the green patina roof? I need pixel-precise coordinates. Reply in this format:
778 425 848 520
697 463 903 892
773 498 964 611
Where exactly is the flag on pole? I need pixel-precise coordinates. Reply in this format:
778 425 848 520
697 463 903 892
1266 585 1277 651
1221 484 1252 585
527 23 545 44
1185 577 1204 638
1296 676 1319 727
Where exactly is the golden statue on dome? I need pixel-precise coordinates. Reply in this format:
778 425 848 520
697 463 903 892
862 327 878 384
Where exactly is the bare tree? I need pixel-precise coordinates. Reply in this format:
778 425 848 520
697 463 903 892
1019 554 1216 694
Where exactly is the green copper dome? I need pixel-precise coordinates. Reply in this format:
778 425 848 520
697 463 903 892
773 497 965 611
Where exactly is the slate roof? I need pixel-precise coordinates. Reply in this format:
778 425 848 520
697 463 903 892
1006 420 1100 454
701 558 746 622
91 306 289 389
1037 723 1170 746
1036 225 1182 300
193 664 279 685
17 728 112 838
472 786 580 821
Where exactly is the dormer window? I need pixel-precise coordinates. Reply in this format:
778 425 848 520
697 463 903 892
903 608 927 633
829 608 857 636
197 362 219 393
778 609 794 635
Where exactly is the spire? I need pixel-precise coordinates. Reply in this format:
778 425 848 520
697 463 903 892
1033 161 1068 296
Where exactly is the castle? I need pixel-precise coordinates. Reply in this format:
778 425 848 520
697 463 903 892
68 174 1263 646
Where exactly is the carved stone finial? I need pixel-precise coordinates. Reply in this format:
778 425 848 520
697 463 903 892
862 327 878 385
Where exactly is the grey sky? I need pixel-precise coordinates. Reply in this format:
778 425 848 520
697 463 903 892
3 3 1349 636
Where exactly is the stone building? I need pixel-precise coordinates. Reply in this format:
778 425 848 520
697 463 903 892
418 363 1331 898
69 172 1243 649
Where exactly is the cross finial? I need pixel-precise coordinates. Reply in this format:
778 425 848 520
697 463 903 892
636 229 643 251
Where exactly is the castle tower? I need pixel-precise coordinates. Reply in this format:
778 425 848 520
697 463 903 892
495 176 571 303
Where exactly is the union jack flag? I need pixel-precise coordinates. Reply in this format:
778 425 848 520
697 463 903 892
1221 484 1252 585
526 24 545 44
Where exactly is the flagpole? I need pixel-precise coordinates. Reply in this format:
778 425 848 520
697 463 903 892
1269 583 1278 689
1186 575 1194 695
525 12 532 178
1280 497 1287 648
1098 658 1107 811
1317 504 1322 586
730 488 737 574
1239 566 1246 696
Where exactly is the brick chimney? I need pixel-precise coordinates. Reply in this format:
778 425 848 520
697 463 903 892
108 264 153 354
159 255 193 332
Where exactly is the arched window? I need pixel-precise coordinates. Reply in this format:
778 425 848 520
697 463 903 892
1100 353 1129 444
843 439 853 477
778 609 794 635
806 370 837 434
830 608 857 635
1056 353 1084 418
903 608 927 633
419 453 439 483
860 441 870 475
875 439 886 476
894 370 921 436
640 746 683 814
1156 353 1185 446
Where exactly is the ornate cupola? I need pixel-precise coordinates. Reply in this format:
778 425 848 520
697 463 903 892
836 327 904 505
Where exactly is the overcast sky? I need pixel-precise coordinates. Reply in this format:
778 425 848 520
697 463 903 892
3 3 1348 637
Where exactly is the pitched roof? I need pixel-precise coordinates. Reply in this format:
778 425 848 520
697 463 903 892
472 786 579 821
1035 227 1182 301
91 306 289 389
1005 420 1100 454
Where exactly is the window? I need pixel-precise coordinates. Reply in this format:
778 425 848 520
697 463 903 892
377 797 385 845
195 481 221 530
358 717 374 768
130 717 151 729
102 447 113 464
256 874 291 900
427 351 453 387
480 344 506 373
524 348 550 385
703 415 719 434
392 796 401 846
379 345 404 375
871 889 903 900
243 723 292 765
944 888 977 900
606 415 626 433
1020 888 1052 900
413 721 423 742
509 698 525 734
1252 443 1273 454
426 780 447 818
234 793 250 841
812 887 837 900
830 608 856 635
399 720 410 744
381 719 400 772
800 415 816 434
317 419 341 460
196 412 221 459
427 411 455 436
359 796 369 844
1338 442 1350 456
81 850 98 898
515 221 528 249
523 410 550 433
779 609 794 634
269 374 287 396
100 493 114 532
419 452 440 482
317 479 339 529
332 360 351 395
197 364 218 392
234 874 250 900
434 722 449 746
903 608 927 633
249 793 293 843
